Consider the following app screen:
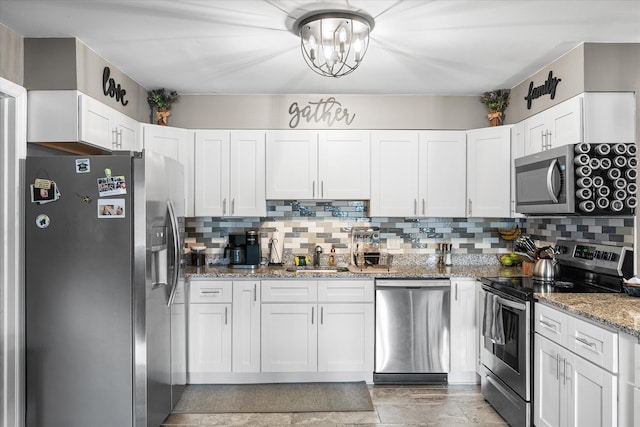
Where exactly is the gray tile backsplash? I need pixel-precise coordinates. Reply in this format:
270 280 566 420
185 200 634 265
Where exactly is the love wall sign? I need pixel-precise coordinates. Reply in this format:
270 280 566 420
102 66 129 106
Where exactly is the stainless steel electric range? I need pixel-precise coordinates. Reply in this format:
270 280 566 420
479 239 633 427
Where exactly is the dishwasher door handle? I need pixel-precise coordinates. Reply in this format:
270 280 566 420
377 285 450 291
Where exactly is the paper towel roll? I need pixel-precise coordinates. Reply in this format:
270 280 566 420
269 229 285 264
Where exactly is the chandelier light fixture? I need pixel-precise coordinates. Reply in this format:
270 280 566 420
296 11 374 78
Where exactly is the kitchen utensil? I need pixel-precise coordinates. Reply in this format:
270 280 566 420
532 258 559 279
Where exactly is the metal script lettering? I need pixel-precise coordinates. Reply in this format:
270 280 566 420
288 97 355 128
524 70 561 110
102 66 129 106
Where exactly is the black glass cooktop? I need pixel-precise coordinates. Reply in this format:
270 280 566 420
480 274 622 301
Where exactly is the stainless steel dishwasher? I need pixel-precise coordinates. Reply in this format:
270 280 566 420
374 279 450 384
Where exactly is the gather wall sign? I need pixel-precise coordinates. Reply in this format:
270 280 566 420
524 70 562 110
288 97 356 128
102 66 129 106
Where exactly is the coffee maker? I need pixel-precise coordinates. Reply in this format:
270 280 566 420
225 230 261 268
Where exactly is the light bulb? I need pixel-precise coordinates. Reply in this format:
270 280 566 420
339 27 347 43
353 38 362 61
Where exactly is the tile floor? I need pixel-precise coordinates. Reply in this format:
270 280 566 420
162 384 509 426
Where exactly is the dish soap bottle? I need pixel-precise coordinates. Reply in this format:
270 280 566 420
329 244 335 267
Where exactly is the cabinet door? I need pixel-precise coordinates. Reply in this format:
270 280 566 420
318 303 373 372
79 94 114 150
420 131 467 217
534 334 562 427
547 95 582 149
232 281 261 373
583 92 636 143
449 280 477 382
115 112 139 151
261 303 317 372
266 131 317 199
229 131 266 216
370 131 420 217
194 130 230 216
567 353 617 427
466 126 511 217
318 130 370 199
188 303 232 374
142 124 193 216
524 113 547 155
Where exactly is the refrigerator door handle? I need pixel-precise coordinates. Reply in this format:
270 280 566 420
166 200 181 307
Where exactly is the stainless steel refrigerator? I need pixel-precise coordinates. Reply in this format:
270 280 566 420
24 151 186 427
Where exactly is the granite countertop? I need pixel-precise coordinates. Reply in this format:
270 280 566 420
535 292 640 338
184 264 519 280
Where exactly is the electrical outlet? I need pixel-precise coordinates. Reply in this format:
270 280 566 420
387 237 402 250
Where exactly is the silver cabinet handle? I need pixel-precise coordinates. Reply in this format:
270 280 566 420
414 199 418 215
556 354 560 380
253 283 257 302
112 129 118 147
201 290 221 295
311 306 315 324
575 336 597 349
422 199 426 215
562 358 567 385
468 199 472 216
231 198 235 215
225 306 228 325
540 319 557 330
547 131 552 149
222 198 227 216
321 306 324 325
454 283 458 301
312 181 316 198
541 130 546 150
321 181 324 198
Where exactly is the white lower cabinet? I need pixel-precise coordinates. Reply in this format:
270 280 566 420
188 281 233 379
449 279 478 383
232 281 261 373
534 303 618 427
618 332 640 427
261 279 374 375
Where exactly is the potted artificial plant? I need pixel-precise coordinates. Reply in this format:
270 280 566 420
147 88 179 125
480 89 510 126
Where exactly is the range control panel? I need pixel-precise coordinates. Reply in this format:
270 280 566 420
555 239 633 277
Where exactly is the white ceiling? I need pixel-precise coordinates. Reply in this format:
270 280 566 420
1 0 639 95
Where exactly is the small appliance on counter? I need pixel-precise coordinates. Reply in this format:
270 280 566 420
225 230 261 268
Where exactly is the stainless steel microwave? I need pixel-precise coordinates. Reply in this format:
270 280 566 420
515 143 637 215
514 145 575 214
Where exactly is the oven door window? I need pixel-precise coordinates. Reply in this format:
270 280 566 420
485 305 523 372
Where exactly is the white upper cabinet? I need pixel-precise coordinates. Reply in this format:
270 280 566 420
466 126 512 218
371 130 466 217
194 130 266 217
266 130 370 200
420 131 467 217
371 131 420 217
28 90 140 151
523 92 636 155
318 130 370 199
266 130 318 199
142 124 193 216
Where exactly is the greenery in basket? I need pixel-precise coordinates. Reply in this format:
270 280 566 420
480 88 510 113
147 88 179 110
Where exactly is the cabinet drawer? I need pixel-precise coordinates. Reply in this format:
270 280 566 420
261 280 318 303
190 280 233 303
317 280 374 302
635 343 640 386
535 303 567 345
567 315 618 373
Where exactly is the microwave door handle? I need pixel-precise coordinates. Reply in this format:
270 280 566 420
546 158 560 204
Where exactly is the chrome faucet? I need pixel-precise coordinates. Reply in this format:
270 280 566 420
313 245 323 268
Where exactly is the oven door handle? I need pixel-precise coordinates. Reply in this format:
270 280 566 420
494 295 526 311
546 158 560 204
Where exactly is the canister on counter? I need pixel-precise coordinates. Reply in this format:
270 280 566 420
191 246 206 266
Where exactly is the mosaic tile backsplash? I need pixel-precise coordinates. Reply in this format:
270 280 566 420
184 200 634 266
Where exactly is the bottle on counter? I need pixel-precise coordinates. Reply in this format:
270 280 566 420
329 244 335 266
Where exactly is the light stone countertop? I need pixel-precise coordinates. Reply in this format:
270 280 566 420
184 264 640 338
535 293 640 338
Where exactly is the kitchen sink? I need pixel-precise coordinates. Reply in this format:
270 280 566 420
286 267 339 273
